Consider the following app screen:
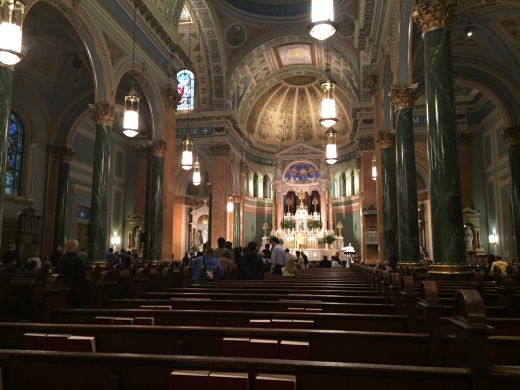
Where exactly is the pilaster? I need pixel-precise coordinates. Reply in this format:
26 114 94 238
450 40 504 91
502 126 520 262
210 144 231 247
53 147 75 250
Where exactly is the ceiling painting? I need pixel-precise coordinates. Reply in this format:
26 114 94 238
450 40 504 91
274 43 315 68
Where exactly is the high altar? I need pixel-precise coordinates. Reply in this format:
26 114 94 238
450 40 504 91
262 139 345 261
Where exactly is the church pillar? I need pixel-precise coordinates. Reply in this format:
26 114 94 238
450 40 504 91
135 145 149 216
276 188 284 233
502 127 520 262
378 132 399 263
320 188 327 235
240 160 248 246
328 188 333 232
162 100 177 261
458 132 473 209
414 1 467 274
42 147 60 256
87 103 114 262
148 140 166 262
0 66 13 244
232 194 241 247
172 196 185 260
53 147 75 250
210 144 231 247
389 84 421 266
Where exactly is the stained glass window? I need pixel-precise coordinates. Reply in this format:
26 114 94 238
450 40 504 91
177 69 195 110
5 113 23 195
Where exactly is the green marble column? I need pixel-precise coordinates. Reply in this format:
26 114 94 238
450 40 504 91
377 131 399 263
87 103 114 263
389 85 421 266
53 147 75 250
149 140 166 262
0 67 14 244
233 200 241 248
414 1 467 273
502 127 520 262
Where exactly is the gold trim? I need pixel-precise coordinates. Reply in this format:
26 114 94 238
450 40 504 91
88 103 115 126
377 131 395 149
427 264 470 274
501 126 520 147
413 0 457 36
389 84 418 110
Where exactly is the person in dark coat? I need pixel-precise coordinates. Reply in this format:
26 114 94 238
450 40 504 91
386 248 398 270
320 255 332 268
237 242 264 280
13 260 37 278
49 246 63 267
2 244 21 268
56 239 85 308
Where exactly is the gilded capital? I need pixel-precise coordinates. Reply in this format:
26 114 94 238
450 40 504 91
151 139 167 157
210 144 231 159
377 131 396 149
231 194 242 203
458 132 472 147
240 159 248 174
48 146 75 163
413 0 457 35
355 155 361 169
502 126 520 146
135 144 150 160
358 137 375 152
89 103 115 126
389 84 418 110
165 86 182 109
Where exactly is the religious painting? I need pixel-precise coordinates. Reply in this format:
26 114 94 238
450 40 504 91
283 162 320 183
177 69 195 110
274 43 315 68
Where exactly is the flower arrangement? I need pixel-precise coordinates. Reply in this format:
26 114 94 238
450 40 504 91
308 220 323 229
323 235 336 245
280 220 295 229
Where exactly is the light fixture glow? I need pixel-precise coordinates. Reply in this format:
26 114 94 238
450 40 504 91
123 85 140 137
325 128 337 165
320 79 338 128
192 157 201 185
227 196 234 213
371 155 377 180
308 0 338 40
488 234 497 244
181 136 193 170
464 23 475 37
0 1 25 66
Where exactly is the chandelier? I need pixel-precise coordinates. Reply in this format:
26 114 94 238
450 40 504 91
123 2 140 137
308 0 338 40
0 1 25 66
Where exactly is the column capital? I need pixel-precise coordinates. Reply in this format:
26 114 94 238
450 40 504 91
240 159 249 174
135 144 151 160
413 0 457 35
231 194 242 203
88 103 115 126
210 144 231 159
458 132 472 147
502 126 520 146
389 84 418 110
173 195 185 204
48 146 75 163
358 137 375 152
151 139 167 157
164 85 182 109
355 155 361 169
377 131 396 149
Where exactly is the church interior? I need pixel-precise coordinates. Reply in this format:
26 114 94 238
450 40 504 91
0 0 520 388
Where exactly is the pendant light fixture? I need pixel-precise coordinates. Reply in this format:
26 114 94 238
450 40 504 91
0 1 25 66
320 42 338 128
227 195 234 213
371 155 377 180
308 0 338 40
325 127 337 165
192 148 201 185
181 13 194 170
123 2 140 138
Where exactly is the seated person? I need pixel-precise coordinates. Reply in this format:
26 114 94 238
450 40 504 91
490 255 508 274
238 242 264 280
331 257 340 269
308 261 317 269
282 257 297 276
320 255 332 268
13 260 37 278
191 248 224 283
218 249 236 278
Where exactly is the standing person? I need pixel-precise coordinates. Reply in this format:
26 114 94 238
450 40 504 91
320 255 332 268
282 258 297 276
2 244 21 268
218 250 237 279
233 247 242 265
263 244 272 260
237 242 264 280
56 239 85 308
270 237 286 274
224 241 236 263
118 248 127 264
301 251 308 268
191 247 224 283
285 248 293 261
386 248 398 270
182 251 190 267
123 250 132 268
295 251 305 269
77 248 88 265
106 248 118 265
331 257 340 269
28 252 42 269
49 246 63 267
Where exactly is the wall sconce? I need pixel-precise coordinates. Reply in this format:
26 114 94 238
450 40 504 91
371 155 377 180
489 234 497 254
227 195 233 213
112 235 121 249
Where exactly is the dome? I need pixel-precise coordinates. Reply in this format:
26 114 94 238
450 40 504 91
245 76 351 149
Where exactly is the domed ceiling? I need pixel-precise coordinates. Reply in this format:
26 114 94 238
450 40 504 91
246 75 351 148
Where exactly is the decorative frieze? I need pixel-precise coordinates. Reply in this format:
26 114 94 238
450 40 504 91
389 84 418 110
358 137 376 152
458 132 472 147
164 86 182 109
368 74 379 96
377 132 396 149
502 126 520 146
210 144 231 159
413 0 457 35
88 102 115 126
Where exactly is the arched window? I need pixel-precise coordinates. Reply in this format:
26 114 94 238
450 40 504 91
354 170 359 195
346 170 352 197
6 113 24 195
244 172 249 196
339 173 346 197
253 173 259 198
263 175 272 199
177 69 195 110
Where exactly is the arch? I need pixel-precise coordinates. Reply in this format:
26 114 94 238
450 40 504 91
177 69 195 110
339 172 347 197
253 173 259 198
346 169 353 197
263 174 272 199
5 113 24 195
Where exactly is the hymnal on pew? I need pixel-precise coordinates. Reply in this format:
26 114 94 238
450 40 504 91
249 319 271 328
255 374 296 390
170 370 209 388
23 333 47 350
113 317 134 325
134 317 155 326
94 317 114 325
222 337 250 358
249 339 279 359
66 336 96 353
279 341 309 360
208 372 248 390
45 334 72 352
271 319 293 329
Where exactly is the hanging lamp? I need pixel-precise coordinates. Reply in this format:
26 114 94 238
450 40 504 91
325 127 337 165
371 155 377 180
320 42 338 128
0 1 25 66
123 2 140 137
227 195 234 213
192 156 201 185
181 136 193 170
308 0 338 40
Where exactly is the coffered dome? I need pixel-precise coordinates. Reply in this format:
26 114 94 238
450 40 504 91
245 76 351 149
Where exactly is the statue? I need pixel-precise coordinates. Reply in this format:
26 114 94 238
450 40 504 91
298 190 305 206
464 225 474 250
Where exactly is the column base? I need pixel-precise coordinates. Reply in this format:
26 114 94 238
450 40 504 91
398 262 424 269
427 264 472 281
